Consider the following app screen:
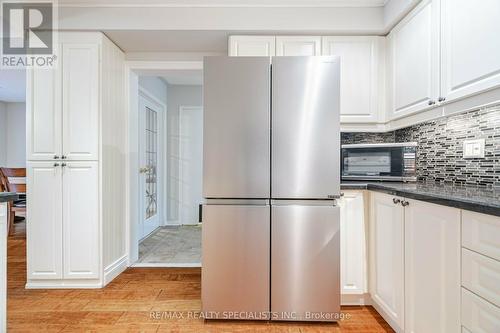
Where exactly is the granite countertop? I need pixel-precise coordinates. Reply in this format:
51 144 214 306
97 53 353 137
0 192 19 203
341 181 500 217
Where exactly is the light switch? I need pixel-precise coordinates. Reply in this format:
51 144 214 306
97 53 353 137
463 139 485 158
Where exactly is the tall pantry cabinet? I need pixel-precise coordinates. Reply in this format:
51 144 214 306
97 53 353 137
26 32 127 288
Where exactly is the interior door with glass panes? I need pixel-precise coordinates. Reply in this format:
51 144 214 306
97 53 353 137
139 93 163 239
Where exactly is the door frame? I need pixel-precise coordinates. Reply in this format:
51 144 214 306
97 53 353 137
178 105 204 226
124 61 203 265
138 88 166 240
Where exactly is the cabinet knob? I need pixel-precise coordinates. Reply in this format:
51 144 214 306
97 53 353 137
438 96 446 102
54 163 60 167
393 198 401 204
428 100 436 106
401 200 410 207
61 163 67 167
54 155 59 159
61 155 67 159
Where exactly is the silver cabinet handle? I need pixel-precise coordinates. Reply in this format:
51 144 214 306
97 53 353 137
401 200 410 207
53 163 60 167
61 155 67 159
61 163 67 167
54 155 60 159
438 97 446 102
393 198 401 204
428 100 436 106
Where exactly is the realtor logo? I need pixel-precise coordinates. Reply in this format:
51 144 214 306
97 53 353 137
1 1 57 68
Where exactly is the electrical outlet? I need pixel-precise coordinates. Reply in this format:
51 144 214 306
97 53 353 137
463 139 485 158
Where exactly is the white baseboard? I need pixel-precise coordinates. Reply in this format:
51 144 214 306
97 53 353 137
370 298 404 333
132 262 201 268
103 254 128 286
341 293 372 306
25 279 102 289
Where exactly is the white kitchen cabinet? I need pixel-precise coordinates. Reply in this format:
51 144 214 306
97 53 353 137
228 36 276 56
27 42 99 161
322 36 383 123
26 32 126 288
462 288 500 333
62 43 99 160
388 0 440 119
338 191 367 301
275 36 321 56
27 162 63 280
26 67 62 160
369 192 405 331
63 162 99 279
404 199 461 333
441 0 500 103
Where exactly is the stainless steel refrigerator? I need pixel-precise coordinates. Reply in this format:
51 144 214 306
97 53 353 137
202 56 341 322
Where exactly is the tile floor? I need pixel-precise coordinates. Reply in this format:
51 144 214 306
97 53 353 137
138 225 202 265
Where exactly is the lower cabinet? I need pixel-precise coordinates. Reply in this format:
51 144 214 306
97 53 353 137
339 191 368 303
404 199 461 333
369 192 405 331
369 192 461 333
27 161 99 284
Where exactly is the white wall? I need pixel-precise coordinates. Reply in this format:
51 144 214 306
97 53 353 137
166 84 203 224
138 76 168 106
0 102 26 168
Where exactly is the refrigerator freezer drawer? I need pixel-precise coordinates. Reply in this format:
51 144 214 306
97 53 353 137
271 204 340 321
202 204 270 319
271 56 341 199
203 57 271 198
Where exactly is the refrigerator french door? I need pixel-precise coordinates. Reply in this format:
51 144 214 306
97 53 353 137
271 57 341 321
202 56 341 322
202 57 271 318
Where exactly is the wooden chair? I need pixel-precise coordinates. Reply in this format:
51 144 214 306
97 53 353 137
0 168 27 236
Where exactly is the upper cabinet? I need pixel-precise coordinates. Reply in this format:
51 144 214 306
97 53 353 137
275 36 321 56
228 35 385 124
228 36 276 56
441 0 500 103
323 36 384 123
27 38 100 161
388 0 440 119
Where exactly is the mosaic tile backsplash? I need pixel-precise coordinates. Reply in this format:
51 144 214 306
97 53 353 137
341 104 500 187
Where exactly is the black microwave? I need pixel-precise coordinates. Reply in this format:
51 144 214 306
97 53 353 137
341 142 417 182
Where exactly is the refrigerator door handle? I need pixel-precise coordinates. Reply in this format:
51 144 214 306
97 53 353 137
205 199 270 206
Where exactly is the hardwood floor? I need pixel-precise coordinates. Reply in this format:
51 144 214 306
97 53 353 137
7 223 394 332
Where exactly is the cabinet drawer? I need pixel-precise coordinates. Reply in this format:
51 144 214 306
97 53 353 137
462 248 500 307
462 288 500 333
462 210 500 261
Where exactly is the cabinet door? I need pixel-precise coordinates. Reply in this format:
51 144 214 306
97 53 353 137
404 199 461 333
441 0 500 103
228 36 276 56
389 0 440 119
369 192 404 331
27 162 63 280
322 36 382 123
339 191 367 295
63 161 99 279
26 67 62 160
275 36 321 56
62 43 99 160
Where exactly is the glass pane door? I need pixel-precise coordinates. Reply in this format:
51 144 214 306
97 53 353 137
145 106 158 219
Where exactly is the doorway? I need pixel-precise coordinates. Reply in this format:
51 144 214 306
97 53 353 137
127 63 204 267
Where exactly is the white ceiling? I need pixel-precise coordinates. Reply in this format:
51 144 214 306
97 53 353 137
137 69 203 85
0 70 26 103
61 0 388 8
105 30 229 52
